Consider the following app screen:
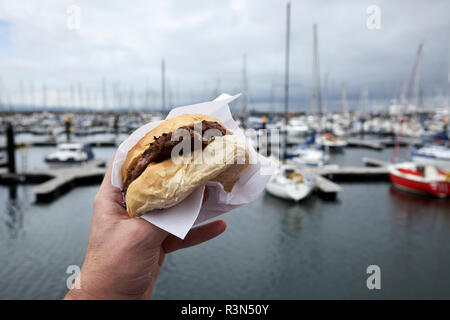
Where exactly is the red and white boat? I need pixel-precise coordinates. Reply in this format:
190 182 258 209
388 162 450 198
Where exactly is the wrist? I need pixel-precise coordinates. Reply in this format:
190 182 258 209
63 265 116 300
64 288 100 300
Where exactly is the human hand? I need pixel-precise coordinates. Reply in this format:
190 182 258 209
64 155 226 300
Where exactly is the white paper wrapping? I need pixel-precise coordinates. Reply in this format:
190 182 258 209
111 93 276 239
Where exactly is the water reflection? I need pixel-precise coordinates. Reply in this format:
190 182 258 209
3 185 25 239
262 193 305 237
389 186 450 211
388 185 450 229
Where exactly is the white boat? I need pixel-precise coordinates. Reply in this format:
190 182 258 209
411 145 450 170
287 117 309 137
247 116 265 130
288 148 329 167
315 133 347 151
45 143 94 164
265 165 315 201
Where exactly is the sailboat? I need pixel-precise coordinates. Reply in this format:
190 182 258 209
284 131 330 167
410 132 450 170
388 43 449 197
315 132 347 151
388 163 449 197
265 4 316 202
265 165 316 201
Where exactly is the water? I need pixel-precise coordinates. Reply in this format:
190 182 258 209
0 146 449 299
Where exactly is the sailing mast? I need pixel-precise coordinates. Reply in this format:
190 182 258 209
240 54 248 122
311 23 321 117
339 83 348 116
322 72 328 115
283 2 291 159
392 43 423 162
161 59 166 114
102 78 107 111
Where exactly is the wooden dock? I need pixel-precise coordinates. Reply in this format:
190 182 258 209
0 159 106 202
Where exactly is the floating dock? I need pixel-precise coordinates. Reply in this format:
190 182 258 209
346 139 384 150
314 166 390 182
362 157 390 167
313 175 342 200
0 159 106 202
0 138 117 150
289 157 393 200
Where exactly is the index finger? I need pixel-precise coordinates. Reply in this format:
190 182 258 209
98 152 123 199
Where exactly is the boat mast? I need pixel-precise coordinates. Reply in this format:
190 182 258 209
339 83 348 116
102 78 107 111
322 72 328 115
283 2 291 159
392 43 423 162
42 81 47 112
240 54 248 122
312 23 321 117
161 59 166 114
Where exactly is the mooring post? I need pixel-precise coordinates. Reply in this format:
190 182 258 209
65 116 71 142
114 114 119 135
6 122 16 174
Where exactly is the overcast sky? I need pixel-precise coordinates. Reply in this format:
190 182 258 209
0 0 448 110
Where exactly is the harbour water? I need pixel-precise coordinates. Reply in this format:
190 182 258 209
0 145 449 299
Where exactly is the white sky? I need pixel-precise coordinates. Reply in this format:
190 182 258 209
0 0 448 109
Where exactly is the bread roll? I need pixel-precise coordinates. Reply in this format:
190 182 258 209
121 114 251 217
121 113 223 185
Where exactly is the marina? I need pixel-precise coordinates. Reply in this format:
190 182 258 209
0 144 448 299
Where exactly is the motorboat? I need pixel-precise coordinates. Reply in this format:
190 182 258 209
287 118 309 137
45 143 94 164
286 147 329 167
247 116 266 130
315 133 347 151
265 165 315 201
411 145 450 170
388 162 450 198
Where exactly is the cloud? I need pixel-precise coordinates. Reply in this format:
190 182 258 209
0 0 448 111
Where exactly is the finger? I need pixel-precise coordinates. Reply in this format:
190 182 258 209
100 152 118 192
162 220 226 253
97 152 124 203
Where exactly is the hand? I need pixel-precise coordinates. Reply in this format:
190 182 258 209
64 155 226 300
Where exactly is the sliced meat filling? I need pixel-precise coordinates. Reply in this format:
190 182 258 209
123 120 228 193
